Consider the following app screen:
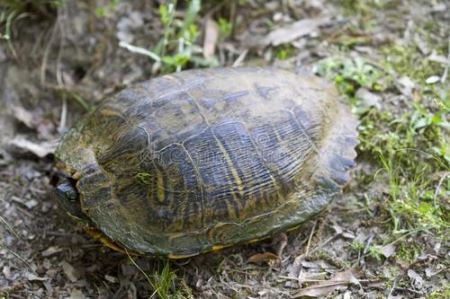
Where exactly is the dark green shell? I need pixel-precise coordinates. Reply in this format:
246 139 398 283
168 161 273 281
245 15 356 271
55 67 358 257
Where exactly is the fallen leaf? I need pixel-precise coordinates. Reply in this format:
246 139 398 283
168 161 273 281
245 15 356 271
262 18 328 46
396 76 415 97
25 272 48 281
203 18 219 59
2 266 11 280
24 199 38 210
428 50 449 64
301 260 321 269
294 269 359 298
104 274 118 283
69 289 84 299
332 222 344 235
342 231 356 239
248 252 280 265
41 246 63 257
10 106 36 128
424 266 439 278
407 269 423 289
7 136 57 158
355 88 382 110
298 270 326 283
61 261 79 283
380 244 396 258
414 34 430 55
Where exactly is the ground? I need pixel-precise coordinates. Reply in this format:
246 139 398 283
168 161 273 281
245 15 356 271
0 0 449 298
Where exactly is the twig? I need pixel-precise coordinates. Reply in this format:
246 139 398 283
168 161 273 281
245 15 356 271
40 10 59 85
232 49 248 67
440 38 450 83
393 287 424 295
0 215 20 239
58 94 67 133
388 277 398 298
305 220 317 256
433 171 449 208
279 276 380 283
308 233 340 256
362 234 374 255
0 243 32 269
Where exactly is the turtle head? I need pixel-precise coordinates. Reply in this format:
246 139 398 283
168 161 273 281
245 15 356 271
55 176 78 202
54 173 89 223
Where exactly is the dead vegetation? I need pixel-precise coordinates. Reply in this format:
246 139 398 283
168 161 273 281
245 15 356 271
0 0 448 298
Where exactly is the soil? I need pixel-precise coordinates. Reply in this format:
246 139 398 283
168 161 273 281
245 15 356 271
0 0 448 298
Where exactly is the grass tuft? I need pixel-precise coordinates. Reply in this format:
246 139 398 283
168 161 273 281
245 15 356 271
127 252 179 299
120 0 219 74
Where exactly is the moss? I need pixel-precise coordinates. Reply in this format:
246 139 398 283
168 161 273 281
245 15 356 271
275 45 295 61
381 44 442 82
427 286 450 299
396 242 423 263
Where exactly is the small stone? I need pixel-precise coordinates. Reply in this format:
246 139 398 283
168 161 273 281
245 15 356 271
24 199 38 209
425 75 440 84
355 88 381 109
2 265 11 280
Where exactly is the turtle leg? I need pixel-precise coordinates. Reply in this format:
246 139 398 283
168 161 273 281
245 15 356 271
84 227 139 256
247 233 288 265
273 232 288 257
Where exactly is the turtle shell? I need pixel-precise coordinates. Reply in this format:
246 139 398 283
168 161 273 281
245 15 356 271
55 67 358 257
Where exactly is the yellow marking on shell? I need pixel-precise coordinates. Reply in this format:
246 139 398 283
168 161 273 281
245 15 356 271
99 108 122 117
84 227 139 255
168 252 198 260
212 133 244 218
72 171 81 180
248 238 264 244
286 224 301 232
211 244 233 252
155 168 165 203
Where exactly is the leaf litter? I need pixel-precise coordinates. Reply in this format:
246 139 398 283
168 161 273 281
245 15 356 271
0 0 449 298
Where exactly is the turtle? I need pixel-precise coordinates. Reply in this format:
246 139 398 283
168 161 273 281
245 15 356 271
54 67 358 258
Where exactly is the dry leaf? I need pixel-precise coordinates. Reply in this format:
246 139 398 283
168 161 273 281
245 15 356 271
69 289 84 299
25 272 48 281
11 106 36 128
7 136 57 158
407 269 423 289
248 252 280 265
428 50 449 64
380 244 396 258
41 246 63 257
396 76 415 97
294 269 359 298
61 261 79 283
203 18 219 59
262 18 327 46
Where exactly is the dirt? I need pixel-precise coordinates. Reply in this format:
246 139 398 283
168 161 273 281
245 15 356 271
0 0 448 298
